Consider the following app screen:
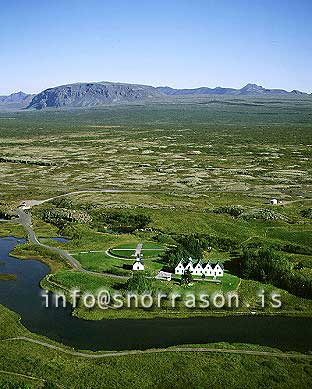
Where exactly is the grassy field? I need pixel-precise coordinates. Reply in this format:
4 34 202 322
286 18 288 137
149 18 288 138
0 304 312 388
110 241 166 258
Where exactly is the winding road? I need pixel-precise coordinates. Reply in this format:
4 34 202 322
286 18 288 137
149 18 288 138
13 190 139 279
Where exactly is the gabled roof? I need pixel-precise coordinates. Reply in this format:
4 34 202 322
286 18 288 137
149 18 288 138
203 261 212 268
214 261 224 270
133 259 144 265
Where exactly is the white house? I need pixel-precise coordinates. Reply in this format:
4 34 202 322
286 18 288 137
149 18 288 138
193 260 203 276
184 257 194 273
175 260 185 275
202 261 214 277
270 198 278 205
174 259 224 278
213 261 224 278
133 260 144 271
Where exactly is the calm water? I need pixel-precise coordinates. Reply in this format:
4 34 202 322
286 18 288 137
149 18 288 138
0 236 311 352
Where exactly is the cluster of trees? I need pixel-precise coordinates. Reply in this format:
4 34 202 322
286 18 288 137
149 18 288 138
196 234 239 252
239 208 289 222
180 270 193 286
124 272 152 293
92 211 151 233
240 247 312 299
162 234 203 269
36 208 92 228
300 208 312 219
163 233 239 269
277 242 312 256
0 207 13 220
213 205 245 217
51 197 74 209
35 204 152 236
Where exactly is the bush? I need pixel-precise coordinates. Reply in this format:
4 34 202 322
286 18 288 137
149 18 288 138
239 208 290 222
213 205 245 217
124 272 152 293
300 208 312 219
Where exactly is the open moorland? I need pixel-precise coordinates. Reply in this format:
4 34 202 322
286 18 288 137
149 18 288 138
0 98 311 387
0 97 311 202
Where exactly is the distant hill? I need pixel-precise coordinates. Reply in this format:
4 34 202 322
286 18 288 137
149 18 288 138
0 91 33 109
157 83 307 97
0 82 309 111
26 82 163 110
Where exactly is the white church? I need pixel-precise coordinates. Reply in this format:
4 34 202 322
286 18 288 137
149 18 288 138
175 258 224 278
132 243 145 271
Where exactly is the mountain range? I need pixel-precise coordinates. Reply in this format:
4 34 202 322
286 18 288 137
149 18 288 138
0 82 309 110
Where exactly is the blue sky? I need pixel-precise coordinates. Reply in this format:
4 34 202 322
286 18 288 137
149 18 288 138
1 0 311 94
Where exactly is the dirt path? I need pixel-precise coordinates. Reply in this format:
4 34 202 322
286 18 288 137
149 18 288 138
2 337 312 360
0 368 46 383
22 189 154 208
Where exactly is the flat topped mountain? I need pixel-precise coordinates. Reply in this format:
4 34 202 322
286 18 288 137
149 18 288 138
27 82 163 110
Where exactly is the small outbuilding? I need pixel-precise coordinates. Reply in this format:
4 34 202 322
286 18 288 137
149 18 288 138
270 198 278 205
155 271 172 281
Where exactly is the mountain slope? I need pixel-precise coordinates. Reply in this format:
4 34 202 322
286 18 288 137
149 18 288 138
27 82 163 109
0 91 33 108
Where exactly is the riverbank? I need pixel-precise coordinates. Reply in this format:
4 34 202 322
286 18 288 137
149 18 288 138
1 304 312 388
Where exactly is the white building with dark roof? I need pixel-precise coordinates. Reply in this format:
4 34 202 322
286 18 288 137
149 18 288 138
184 257 194 273
133 260 144 271
174 259 224 278
175 260 185 275
214 261 224 278
132 243 145 271
202 261 214 277
193 260 204 276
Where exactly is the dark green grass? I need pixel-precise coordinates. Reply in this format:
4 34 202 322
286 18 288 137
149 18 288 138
0 304 312 388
